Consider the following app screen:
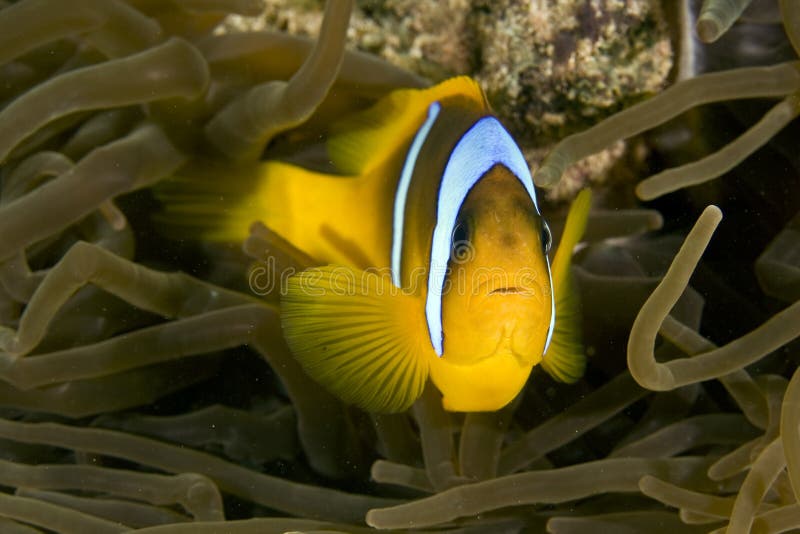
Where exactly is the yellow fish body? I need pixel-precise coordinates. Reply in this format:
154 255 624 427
160 77 590 412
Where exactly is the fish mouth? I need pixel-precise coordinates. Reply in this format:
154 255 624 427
466 278 545 309
478 280 540 301
472 270 544 301
489 286 524 295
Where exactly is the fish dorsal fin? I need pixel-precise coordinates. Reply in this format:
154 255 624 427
327 77 486 175
541 189 592 383
281 265 434 413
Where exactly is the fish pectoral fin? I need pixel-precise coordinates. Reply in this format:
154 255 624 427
542 188 592 383
280 265 432 413
541 270 585 383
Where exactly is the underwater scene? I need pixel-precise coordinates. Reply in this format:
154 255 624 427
0 0 799 532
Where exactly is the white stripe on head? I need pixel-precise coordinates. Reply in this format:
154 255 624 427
391 102 441 288
543 260 555 353
425 116 544 356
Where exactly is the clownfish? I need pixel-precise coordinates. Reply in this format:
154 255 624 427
159 77 590 412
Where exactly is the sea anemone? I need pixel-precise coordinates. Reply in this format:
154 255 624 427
0 0 798 532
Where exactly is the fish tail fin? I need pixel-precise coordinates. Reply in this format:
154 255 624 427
281 265 434 413
541 188 591 383
152 160 267 243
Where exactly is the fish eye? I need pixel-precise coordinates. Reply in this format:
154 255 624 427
451 220 472 262
452 220 469 244
541 221 552 254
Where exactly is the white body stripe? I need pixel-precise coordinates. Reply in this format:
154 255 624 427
391 102 441 288
424 115 546 356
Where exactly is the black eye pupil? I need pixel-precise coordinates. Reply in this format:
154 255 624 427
542 221 552 254
452 221 468 245
451 220 472 262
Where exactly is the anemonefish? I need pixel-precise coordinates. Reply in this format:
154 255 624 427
159 77 590 413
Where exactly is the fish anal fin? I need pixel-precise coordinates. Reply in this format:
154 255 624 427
543 188 592 383
243 221 319 301
281 265 433 413
244 220 317 271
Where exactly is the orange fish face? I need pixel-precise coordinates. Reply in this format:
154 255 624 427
432 165 554 411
